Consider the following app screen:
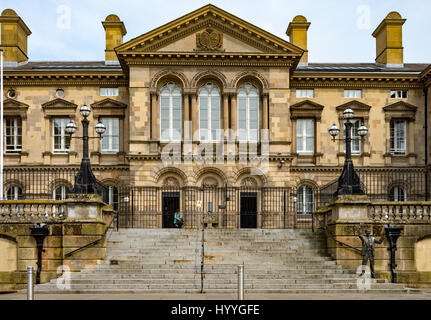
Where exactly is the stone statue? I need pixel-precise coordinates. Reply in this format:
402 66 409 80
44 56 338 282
357 223 385 278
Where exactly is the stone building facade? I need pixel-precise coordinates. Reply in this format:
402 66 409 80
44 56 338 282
0 5 430 216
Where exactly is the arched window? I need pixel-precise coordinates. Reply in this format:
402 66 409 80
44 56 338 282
103 186 119 211
297 185 314 215
199 83 220 141
238 83 259 141
53 185 70 200
6 186 23 200
389 186 407 202
160 83 182 141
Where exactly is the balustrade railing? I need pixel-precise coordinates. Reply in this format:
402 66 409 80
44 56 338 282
0 201 67 221
368 203 431 223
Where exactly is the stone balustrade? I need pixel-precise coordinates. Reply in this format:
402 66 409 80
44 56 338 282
0 201 68 222
368 202 431 223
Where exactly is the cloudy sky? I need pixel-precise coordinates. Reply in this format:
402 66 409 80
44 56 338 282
1 0 430 63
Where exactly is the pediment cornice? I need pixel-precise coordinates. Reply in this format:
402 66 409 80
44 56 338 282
336 100 372 112
116 5 303 67
290 100 324 120
42 98 78 110
3 98 30 110
91 98 127 109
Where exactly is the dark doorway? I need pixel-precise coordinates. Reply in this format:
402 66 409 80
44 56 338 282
162 192 180 228
240 192 258 228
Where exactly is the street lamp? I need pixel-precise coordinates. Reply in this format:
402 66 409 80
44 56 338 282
328 107 369 196
67 105 106 194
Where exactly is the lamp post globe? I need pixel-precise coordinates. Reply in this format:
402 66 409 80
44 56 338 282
65 122 77 135
95 122 106 135
329 123 340 138
80 105 91 118
358 124 369 137
343 108 354 119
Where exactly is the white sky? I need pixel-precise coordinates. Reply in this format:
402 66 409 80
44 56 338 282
1 0 430 63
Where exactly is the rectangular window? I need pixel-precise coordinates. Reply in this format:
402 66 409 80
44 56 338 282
296 89 314 98
5 117 22 152
296 119 314 154
100 88 119 97
390 120 407 155
343 120 361 155
344 89 362 98
53 118 71 153
390 90 408 99
100 118 120 153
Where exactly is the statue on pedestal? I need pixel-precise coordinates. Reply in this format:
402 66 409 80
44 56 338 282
358 223 385 278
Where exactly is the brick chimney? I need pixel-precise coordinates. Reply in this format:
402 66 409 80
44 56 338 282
286 15 311 65
372 11 406 68
0 9 32 65
102 14 127 65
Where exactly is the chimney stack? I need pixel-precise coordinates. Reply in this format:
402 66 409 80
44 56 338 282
372 11 406 68
102 14 127 65
286 15 311 65
0 9 32 66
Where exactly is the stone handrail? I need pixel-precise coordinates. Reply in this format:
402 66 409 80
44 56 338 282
0 200 67 222
368 202 431 223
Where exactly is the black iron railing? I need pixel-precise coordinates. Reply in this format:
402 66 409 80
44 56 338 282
318 168 428 206
117 186 314 230
2 168 108 200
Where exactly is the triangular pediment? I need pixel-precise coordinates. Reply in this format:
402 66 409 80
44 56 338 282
117 5 303 57
91 98 127 109
290 100 325 111
383 101 417 113
290 100 324 120
4 98 29 110
336 100 372 112
42 98 77 109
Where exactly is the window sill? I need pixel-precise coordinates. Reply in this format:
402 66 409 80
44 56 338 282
384 153 416 158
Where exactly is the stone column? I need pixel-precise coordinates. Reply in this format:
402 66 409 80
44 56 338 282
262 94 269 130
231 94 237 140
191 94 199 141
223 94 229 138
151 93 159 141
384 119 392 165
183 94 190 141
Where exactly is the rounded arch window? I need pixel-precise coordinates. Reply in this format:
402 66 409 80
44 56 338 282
103 185 119 211
160 83 182 141
199 83 221 141
53 185 70 200
6 186 23 200
238 83 259 141
297 185 314 215
389 186 407 202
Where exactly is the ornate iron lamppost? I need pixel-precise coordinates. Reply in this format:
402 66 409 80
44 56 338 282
66 105 106 194
328 108 369 196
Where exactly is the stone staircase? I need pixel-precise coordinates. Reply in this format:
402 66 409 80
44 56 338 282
35 229 419 294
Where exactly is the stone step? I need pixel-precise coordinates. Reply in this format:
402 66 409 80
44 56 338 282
35 283 406 290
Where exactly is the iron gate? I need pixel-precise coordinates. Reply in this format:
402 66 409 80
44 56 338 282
117 186 314 229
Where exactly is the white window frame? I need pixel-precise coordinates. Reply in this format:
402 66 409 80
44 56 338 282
53 185 69 200
100 118 120 153
237 84 260 142
296 89 314 98
343 119 361 155
390 120 407 155
390 90 408 99
6 186 22 200
52 118 71 153
160 83 182 142
5 117 22 152
199 83 221 142
297 185 314 215
296 119 314 154
100 88 119 97
344 89 362 99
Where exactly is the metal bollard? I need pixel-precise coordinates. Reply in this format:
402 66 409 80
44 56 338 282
27 266 34 300
238 265 244 300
